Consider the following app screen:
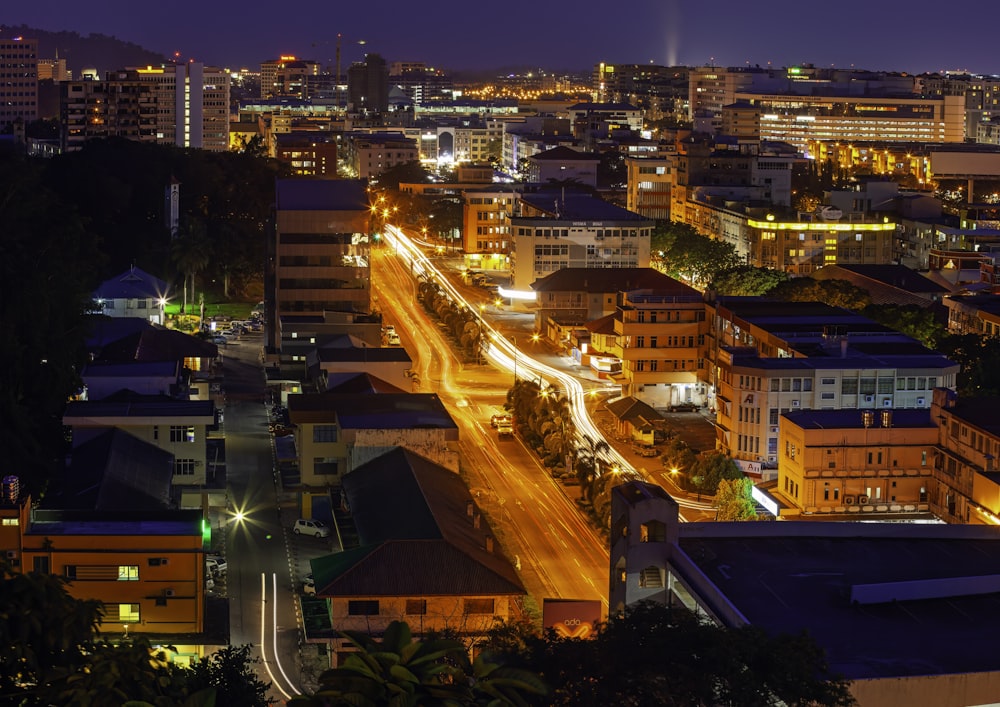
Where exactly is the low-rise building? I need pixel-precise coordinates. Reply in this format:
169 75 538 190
92 266 170 324
610 286 709 409
63 394 216 487
310 448 525 657
777 408 936 517
932 388 1000 524
609 480 1000 707
709 299 959 468
287 391 460 489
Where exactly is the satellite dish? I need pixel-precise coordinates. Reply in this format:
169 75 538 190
819 206 843 221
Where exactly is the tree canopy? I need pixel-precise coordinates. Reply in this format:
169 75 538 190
652 223 742 287
481 601 856 707
715 477 760 521
768 278 872 311
709 265 789 297
862 303 946 349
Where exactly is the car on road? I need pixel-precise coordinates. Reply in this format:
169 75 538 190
490 413 512 428
293 518 330 538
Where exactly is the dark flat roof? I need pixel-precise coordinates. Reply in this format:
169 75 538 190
783 408 934 429
287 393 456 429
532 268 687 294
64 399 215 420
276 178 368 211
517 191 648 222
678 523 1000 680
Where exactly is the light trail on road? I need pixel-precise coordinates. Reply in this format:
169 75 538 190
382 224 714 514
259 572 296 700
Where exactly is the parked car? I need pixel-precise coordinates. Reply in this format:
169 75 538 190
632 444 659 458
205 555 228 577
302 574 316 595
211 336 228 346
293 518 330 538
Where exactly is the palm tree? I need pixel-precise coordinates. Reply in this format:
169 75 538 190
287 620 546 707
170 218 212 314
575 434 610 501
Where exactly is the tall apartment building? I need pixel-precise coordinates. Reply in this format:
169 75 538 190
137 63 230 151
0 36 38 131
260 56 321 100
509 191 652 290
61 63 230 152
389 63 453 105
269 179 372 355
61 71 158 150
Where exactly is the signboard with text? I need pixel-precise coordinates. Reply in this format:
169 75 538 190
542 598 603 640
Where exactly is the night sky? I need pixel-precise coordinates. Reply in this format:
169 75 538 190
6 0 999 75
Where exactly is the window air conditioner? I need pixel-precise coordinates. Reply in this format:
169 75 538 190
5 550 17 559
883 399 892 407
864 395 874 403
770 426 778 434
165 589 176 597
791 400 800 407
858 496 869 505
844 496 855 505
916 397 926 406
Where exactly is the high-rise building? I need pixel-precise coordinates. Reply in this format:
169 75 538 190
347 53 389 113
61 63 230 152
0 36 38 131
269 179 372 356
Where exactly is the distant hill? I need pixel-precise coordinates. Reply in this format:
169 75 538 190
0 24 167 78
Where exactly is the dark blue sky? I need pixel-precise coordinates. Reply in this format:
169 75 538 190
6 1 999 75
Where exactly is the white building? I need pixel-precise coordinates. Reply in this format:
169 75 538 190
510 192 652 291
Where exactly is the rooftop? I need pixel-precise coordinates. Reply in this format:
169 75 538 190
532 268 683 293
516 191 648 222
276 178 368 211
677 522 1000 680
287 393 456 430
312 448 523 597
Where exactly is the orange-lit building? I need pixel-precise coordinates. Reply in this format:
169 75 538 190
777 408 937 517
0 476 209 644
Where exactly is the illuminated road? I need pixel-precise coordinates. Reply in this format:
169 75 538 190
220 337 302 701
380 224 715 516
373 247 610 607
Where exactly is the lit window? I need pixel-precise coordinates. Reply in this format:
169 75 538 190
118 603 140 623
118 565 139 581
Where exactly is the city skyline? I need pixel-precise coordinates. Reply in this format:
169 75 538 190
6 0 1000 75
